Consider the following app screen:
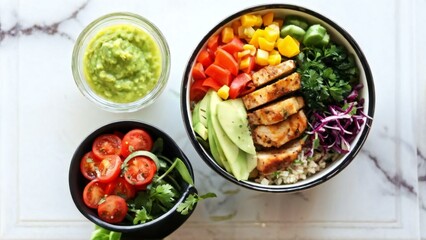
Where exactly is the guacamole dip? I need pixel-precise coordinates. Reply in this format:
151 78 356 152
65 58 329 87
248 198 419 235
83 24 162 103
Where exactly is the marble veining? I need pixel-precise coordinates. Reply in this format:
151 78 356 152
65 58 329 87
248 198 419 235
0 0 89 42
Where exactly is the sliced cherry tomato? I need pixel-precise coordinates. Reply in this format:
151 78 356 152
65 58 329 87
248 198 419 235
97 155 122 183
189 78 209 102
83 180 106 209
113 131 125 139
196 50 213 68
229 73 254 99
97 195 128 224
121 129 154 158
205 64 232 86
214 48 239 76
105 177 136 200
80 151 101 180
192 62 206 80
124 156 157 188
92 134 122 159
202 77 222 91
220 37 244 55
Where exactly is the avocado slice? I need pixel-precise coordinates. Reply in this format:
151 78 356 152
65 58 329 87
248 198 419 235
209 91 249 180
193 122 208 141
217 99 256 155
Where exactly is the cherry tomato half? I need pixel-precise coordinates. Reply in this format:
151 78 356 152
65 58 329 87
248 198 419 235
105 177 136 200
98 195 128 224
83 180 106 209
121 129 153 158
124 156 157 188
97 155 122 183
92 134 122 159
80 151 102 180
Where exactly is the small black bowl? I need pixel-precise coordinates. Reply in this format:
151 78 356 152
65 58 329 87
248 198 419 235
181 4 375 193
69 121 197 240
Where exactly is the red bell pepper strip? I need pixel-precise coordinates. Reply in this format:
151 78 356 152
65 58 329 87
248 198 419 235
190 79 209 101
207 34 220 53
205 64 232 86
220 37 244 55
214 48 239 76
229 73 255 99
241 56 256 74
202 77 222 91
192 63 206 80
196 50 213 68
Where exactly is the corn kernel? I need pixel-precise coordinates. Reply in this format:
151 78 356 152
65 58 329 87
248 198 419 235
217 85 230 100
237 49 251 59
243 26 255 38
268 50 282 65
243 44 256 55
249 29 265 48
255 15 263 27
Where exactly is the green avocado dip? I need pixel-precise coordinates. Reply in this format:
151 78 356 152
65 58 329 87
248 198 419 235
83 24 162 103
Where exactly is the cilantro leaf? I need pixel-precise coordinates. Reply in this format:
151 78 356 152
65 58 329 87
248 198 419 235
133 207 153 224
177 192 217 215
151 184 176 208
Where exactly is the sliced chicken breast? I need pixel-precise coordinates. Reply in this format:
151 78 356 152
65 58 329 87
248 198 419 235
242 72 301 110
252 60 296 87
247 96 305 126
256 139 303 174
252 110 308 148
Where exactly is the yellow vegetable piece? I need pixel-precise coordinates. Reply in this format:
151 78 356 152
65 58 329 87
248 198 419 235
277 35 300 58
237 49 251 59
232 20 241 35
239 56 251 69
262 12 274 26
243 44 256 55
258 37 275 51
271 19 284 28
221 27 234 44
255 15 263 27
255 49 269 66
217 85 230 100
243 26 255 38
249 29 265 48
264 25 280 42
241 14 259 27
268 50 282 65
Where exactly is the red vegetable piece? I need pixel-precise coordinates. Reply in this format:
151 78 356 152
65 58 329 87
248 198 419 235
202 77 222 91
241 56 256 74
190 79 209 101
221 37 244 55
229 73 253 99
97 195 128 224
205 64 232 86
214 48 239 76
207 34 220 53
192 63 206 80
196 50 213 68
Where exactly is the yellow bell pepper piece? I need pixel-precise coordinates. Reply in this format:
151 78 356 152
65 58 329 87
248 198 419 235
255 49 269 66
221 27 234 44
243 26 255 38
237 49 251 59
258 37 275 51
262 12 274 26
268 50 282 66
239 56 251 69
277 35 300 58
264 25 280 42
217 85 230 100
254 15 263 27
241 14 259 27
243 44 256 56
249 29 265 48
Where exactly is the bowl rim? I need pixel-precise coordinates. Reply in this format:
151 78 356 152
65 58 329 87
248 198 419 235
180 3 375 193
68 120 197 233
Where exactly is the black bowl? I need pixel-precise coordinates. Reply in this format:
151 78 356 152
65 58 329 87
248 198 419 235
181 4 375 193
69 121 197 240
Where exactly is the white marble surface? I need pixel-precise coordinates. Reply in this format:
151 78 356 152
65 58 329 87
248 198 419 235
0 0 424 239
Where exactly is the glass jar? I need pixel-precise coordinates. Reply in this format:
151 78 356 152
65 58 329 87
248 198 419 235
72 12 170 112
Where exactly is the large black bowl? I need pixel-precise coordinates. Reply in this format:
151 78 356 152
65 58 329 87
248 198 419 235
181 4 375 193
69 121 197 240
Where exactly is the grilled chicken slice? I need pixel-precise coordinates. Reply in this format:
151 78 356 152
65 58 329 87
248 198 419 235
252 60 296 87
252 110 308 148
242 72 301 110
247 96 305 126
257 139 303 174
